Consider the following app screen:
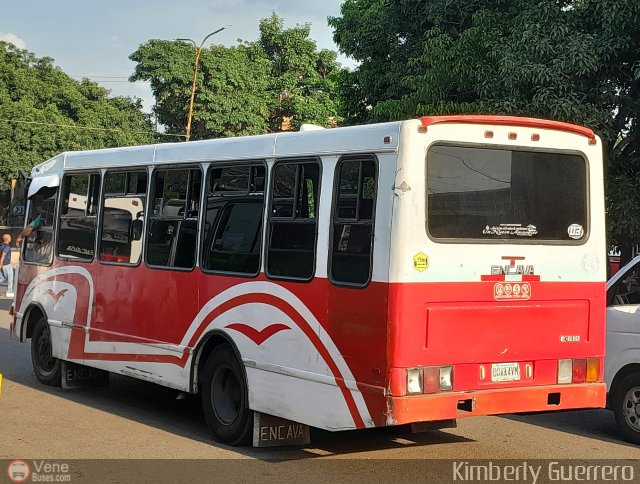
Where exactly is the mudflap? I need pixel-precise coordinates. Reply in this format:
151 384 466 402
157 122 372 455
411 419 458 433
61 361 109 390
252 412 311 447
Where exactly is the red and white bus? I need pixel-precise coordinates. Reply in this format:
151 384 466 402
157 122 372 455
11 115 607 445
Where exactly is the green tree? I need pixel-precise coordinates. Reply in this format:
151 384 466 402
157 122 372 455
130 40 272 140
259 13 342 130
0 41 154 190
129 14 344 139
330 0 640 257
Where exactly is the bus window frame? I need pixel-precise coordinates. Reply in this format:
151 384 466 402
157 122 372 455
199 160 267 279
56 170 101 263
144 164 203 273
424 141 592 246
21 185 61 268
96 167 150 268
328 154 379 289
265 157 322 283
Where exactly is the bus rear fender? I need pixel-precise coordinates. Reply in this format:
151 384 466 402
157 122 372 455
189 330 246 394
20 302 48 342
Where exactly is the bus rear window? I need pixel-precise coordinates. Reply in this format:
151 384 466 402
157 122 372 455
427 145 587 242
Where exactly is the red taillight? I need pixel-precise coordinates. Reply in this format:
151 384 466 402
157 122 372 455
572 358 587 383
423 367 440 394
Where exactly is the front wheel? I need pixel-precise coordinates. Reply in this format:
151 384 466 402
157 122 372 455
30 316 62 386
201 344 253 445
612 373 640 444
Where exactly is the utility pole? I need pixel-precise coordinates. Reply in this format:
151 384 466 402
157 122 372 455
178 26 229 142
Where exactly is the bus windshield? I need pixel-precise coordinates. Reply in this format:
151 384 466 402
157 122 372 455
427 145 587 242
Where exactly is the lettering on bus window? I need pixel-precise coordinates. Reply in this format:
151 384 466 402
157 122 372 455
99 171 148 265
202 165 266 275
57 173 100 261
146 168 201 269
330 156 377 286
267 160 320 280
23 186 57 265
427 146 587 241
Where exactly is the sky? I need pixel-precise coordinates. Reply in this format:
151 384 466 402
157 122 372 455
0 0 349 112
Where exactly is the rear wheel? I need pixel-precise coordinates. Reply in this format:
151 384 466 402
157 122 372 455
30 316 61 386
612 373 640 444
201 344 253 445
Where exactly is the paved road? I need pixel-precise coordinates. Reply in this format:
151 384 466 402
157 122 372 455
0 294 638 474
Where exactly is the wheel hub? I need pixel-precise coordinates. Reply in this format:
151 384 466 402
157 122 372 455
211 366 241 426
623 387 640 431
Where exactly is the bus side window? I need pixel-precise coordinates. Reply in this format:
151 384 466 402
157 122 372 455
99 170 148 265
57 173 101 262
267 160 320 280
330 156 378 286
146 168 201 269
202 164 265 275
23 187 58 265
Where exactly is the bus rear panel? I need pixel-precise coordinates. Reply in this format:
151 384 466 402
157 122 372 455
383 117 606 425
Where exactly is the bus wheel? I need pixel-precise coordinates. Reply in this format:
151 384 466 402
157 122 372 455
612 372 640 445
30 316 62 386
201 344 253 445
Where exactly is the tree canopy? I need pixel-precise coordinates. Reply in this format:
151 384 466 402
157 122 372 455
0 41 154 189
129 13 343 140
330 0 640 253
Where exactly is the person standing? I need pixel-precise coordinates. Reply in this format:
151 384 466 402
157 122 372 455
0 233 14 298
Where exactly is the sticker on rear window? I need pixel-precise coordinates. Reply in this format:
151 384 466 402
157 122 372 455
567 224 584 239
482 224 538 237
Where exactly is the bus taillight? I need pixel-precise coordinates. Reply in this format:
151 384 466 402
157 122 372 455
406 366 454 395
558 358 600 384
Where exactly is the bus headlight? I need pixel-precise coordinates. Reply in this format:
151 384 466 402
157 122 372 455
406 368 423 394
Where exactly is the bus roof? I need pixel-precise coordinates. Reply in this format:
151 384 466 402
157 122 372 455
31 120 406 178
30 115 599 179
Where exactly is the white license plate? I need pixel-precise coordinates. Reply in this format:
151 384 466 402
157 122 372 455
491 362 521 382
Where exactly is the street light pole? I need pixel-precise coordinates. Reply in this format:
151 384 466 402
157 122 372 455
178 26 228 142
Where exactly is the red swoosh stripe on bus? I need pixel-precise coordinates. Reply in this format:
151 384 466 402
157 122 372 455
225 323 290 345
52 284 368 428
44 288 68 305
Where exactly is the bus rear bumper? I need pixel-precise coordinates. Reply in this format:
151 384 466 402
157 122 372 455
388 383 606 426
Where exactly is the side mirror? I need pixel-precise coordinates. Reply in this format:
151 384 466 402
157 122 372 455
130 220 143 241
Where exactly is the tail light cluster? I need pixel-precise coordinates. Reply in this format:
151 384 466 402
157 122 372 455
406 366 453 395
557 358 600 384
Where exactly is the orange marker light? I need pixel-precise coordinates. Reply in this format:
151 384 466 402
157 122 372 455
586 358 600 382
484 130 494 139
531 133 540 141
508 132 517 140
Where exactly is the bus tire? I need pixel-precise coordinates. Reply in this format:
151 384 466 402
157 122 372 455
30 316 62 387
612 372 640 445
201 344 253 446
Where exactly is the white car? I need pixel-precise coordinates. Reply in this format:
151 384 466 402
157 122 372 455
606 255 640 443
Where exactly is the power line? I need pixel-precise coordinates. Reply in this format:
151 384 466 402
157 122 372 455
0 118 186 138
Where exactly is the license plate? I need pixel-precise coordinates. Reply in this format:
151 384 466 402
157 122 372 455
491 362 521 382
